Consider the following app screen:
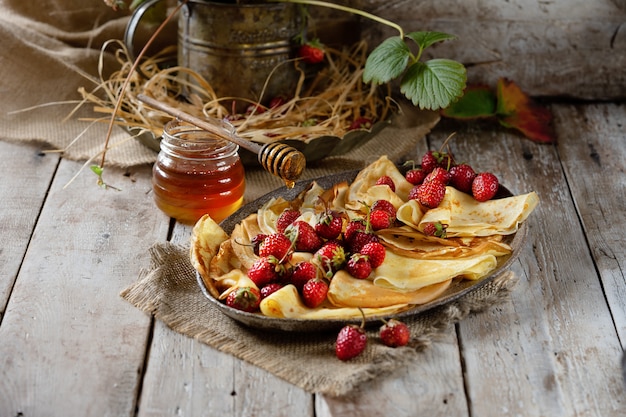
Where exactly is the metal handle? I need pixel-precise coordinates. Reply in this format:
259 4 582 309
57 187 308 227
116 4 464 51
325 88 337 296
123 0 165 62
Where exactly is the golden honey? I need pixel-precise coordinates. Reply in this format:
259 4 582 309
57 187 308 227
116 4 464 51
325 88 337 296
152 120 245 225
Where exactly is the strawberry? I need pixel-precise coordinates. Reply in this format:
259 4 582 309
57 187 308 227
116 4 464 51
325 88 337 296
286 220 322 252
369 209 393 231
336 323 367 361
422 221 447 238
360 241 386 268
298 41 325 64
405 167 427 185
225 286 261 312
349 117 373 130
302 277 329 308
290 261 318 291
247 256 280 287
375 175 396 192
269 96 286 109
347 230 379 254
371 199 397 218
424 167 451 185
315 209 344 240
260 283 283 299
276 209 301 233
251 233 268 256
314 241 346 277
449 163 476 193
421 150 452 173
472 172 499 202
379 319 410 347
344 219 366 243
346 253 372 279
258 233 293 262
412 180 446 209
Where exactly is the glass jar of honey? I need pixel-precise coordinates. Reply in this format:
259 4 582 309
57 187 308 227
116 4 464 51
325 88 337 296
152 119 246 225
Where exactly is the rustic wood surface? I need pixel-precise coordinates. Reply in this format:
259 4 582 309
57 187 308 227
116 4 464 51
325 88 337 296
1 101 625 416
315 0 626 100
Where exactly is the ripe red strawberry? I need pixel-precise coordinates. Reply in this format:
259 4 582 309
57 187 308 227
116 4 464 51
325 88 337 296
269 96 286 109
344 219 366 242
315 210 344 240
379 319 410 347
314 241 346 277
405 167 427 185
375 175 396 192
420 151 439 173
298 42 325 64
290 261 318 291
336 324 367 361
251 233 268 256
413 180 446 209
369 209 393 231
424 167 451 185
422 221 447 238
276 209 301 233
260 283 283 299
449 163 476 193
302 277 329 308
286 220 322 252
349 117 373 130
347 230 379 254
472 172 499 202
247 256 280 287
360 241 386 268
371 199 397 218
225 286 261 312
346 253 372 279
258 233 293 262
421 150 452 173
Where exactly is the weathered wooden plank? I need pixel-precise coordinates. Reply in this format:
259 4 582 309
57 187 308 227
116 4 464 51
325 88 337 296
427 106 626 416
0 141 58 313
553 103 626 340
0 161 170 417
317 0 626 99
135 224 314 417
317 330 468 417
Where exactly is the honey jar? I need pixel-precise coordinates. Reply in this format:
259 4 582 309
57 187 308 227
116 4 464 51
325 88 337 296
152 119 246 225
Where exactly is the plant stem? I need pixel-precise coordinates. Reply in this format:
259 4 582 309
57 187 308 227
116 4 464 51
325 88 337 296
273 0 404 39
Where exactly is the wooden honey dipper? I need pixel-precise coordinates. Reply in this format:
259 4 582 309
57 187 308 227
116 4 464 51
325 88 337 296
137 94 306 184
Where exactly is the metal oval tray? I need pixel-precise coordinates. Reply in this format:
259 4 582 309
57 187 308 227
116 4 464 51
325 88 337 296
196 169 528 332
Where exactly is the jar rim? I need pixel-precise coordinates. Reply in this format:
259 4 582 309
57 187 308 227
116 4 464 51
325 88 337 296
162 119 239 156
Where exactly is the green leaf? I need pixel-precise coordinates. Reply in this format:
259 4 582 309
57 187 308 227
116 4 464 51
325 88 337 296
363 37 411 85
400 59 467 110
90 165 104 176
440 86 497 119
405 31 457 50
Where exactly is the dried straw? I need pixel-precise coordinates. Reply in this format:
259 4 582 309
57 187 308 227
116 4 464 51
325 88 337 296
73 39 395 146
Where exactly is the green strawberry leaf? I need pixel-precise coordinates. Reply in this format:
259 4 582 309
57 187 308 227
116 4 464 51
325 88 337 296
400 59 467 110
363 36 411 85
440 85 497 119
405 31 457 51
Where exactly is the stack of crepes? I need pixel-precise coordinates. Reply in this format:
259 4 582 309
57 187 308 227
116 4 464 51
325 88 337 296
191 156 539 320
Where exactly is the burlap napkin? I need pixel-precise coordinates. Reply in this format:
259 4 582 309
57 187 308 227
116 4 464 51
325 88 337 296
121 242 518 397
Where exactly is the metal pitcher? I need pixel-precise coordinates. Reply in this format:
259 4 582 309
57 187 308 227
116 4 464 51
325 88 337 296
125 0 304 110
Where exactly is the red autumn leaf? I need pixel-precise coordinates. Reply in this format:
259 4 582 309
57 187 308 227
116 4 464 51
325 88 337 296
496 78 555 143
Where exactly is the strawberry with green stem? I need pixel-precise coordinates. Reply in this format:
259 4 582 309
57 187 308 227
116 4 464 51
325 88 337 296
335 309 368 361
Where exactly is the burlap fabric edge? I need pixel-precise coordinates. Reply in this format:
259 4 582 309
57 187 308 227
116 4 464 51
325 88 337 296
121 241 519 397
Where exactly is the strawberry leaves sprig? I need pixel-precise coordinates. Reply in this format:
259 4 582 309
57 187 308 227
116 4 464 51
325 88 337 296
363 32 467 110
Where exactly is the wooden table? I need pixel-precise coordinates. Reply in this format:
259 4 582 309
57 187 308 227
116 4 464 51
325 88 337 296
1 102 624 416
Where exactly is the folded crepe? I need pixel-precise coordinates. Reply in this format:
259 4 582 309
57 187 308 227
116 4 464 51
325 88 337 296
397 186 539 237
